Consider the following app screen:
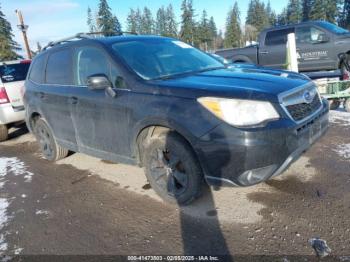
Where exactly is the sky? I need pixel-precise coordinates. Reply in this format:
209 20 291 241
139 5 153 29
2 0 287 56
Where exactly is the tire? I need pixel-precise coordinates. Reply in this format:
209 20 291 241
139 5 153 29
34 118 68 161
345 99 350 113
143 131 204 205
0 124 8 142
329 99 341 110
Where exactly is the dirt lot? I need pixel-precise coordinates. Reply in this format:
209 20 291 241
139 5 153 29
0 110 349 260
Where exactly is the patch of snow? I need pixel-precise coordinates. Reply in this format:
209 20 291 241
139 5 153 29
0 157 32 255
14 247 23 255
333 144 350 159
329 110 350 127
35 210 50 216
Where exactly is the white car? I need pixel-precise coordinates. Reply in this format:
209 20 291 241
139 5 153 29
0 60 31 141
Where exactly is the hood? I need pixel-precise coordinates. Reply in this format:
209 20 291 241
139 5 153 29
150 67 310 103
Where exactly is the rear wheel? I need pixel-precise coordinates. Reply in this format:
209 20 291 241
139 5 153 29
329 99 341 110
345 99 350 113
0 125 8 142
34 119 68 161
143 131 204 205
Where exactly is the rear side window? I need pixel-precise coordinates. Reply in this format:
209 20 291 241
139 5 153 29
46 49 72 85
29 55 46 84
265 28 294 46
0 63 30 83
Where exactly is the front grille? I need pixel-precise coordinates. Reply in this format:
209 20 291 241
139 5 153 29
286 93 322 121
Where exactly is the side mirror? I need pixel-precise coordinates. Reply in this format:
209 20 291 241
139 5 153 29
87 74 112 90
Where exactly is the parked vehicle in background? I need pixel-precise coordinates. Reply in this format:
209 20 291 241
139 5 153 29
25 34 328 205
216 21 350 79
0 60 31 141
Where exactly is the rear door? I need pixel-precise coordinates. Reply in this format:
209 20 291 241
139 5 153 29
259 28 294 69
295 25 335 71
0 61 31 109
39 48 77 149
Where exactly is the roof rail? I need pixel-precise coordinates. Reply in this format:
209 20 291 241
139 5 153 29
42 31 138 51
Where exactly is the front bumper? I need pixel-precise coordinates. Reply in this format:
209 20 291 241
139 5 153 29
195 99 329 187
0 103 25 125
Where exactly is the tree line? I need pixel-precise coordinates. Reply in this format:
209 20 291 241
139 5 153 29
1 0 350 60
87 0 350 51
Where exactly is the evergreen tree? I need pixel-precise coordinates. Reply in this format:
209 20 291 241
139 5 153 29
301 0 312 21
135 8 143 34
225 2 242 48
324 0 339 23
141 7 154 34
277 8 288 25
165 4 178 37
286 0 301 23
208 16 218 50
97 0 114 35
87 7 96 32
246 0 270 34
198 10 211 50
309 0 327 21
0 4 21 60
216 30 224 50
155 7 167 35
180 0 196 45
126 9 137 33
339 0 350 29
112 15 122 34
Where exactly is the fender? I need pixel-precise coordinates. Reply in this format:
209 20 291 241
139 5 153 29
130 116 200 159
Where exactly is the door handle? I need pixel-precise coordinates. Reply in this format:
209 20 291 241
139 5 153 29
38 92 46 99
260 51 269 55
68 97 78 105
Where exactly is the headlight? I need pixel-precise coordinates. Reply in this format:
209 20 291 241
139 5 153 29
197 97 280 127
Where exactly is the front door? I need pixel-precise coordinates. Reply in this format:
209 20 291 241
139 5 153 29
70 45 133 162
296 25 335 71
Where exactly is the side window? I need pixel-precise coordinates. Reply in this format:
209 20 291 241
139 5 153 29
46 49 72 85
265 28 294 46
73 46 120 87
29 55 46 84
296 26 326 44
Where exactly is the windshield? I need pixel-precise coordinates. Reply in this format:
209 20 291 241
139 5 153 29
317 21 349 34
111 39 224 80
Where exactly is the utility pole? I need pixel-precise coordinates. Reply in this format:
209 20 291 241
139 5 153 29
15 10 32 59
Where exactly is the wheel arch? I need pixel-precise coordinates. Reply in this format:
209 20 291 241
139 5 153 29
132 119 200 168
232 55 253 64
27 111 42 132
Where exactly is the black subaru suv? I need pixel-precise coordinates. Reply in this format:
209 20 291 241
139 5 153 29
24 34 329 205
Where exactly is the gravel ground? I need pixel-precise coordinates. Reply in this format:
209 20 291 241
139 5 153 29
0 111 349 261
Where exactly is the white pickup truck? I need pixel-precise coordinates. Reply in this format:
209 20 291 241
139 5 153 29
0 60 31 141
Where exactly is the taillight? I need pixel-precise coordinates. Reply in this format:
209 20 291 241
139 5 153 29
0 87 10 104
20 60 31 64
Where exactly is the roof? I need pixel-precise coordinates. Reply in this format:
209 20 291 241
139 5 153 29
262 21 326 32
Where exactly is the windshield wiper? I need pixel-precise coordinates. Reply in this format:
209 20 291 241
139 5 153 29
151 66 225 81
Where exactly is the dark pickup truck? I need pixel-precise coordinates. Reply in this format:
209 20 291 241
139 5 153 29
216 21 350 79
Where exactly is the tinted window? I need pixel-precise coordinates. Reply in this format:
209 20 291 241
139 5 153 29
112 39 223 80
0 62 30 83
46 49 72 85
265 28 294 46
296 26 326 44
29 55 45 83
74 47 119 87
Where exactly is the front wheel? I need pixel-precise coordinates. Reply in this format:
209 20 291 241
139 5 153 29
329 99 341 110
0 124 8 142
341 56 350 80
143 131 204 205
34 118 68 161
